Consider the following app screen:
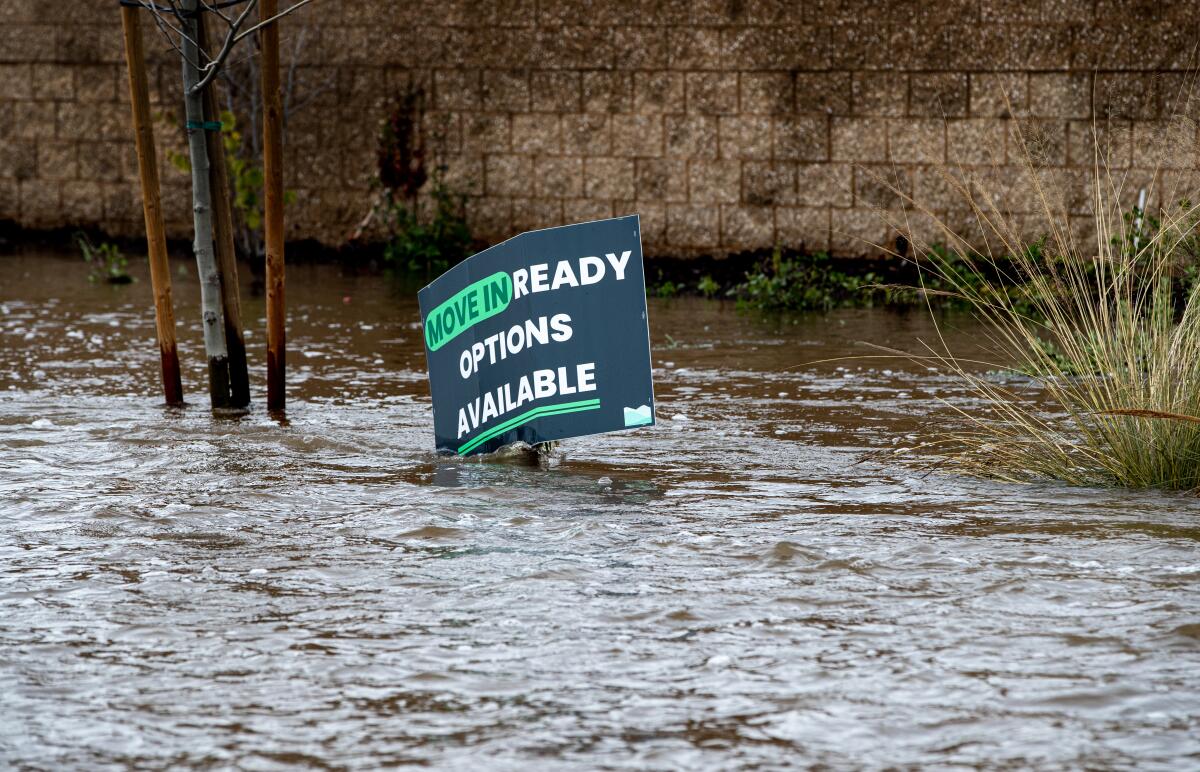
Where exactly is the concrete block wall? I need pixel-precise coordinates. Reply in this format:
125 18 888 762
1 0 1198 258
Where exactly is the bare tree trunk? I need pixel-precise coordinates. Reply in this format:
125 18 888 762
120 5 184 407
260 0 287 413
180 0 231 409
199 14 250 409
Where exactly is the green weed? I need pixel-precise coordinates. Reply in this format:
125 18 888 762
696 274 720 298
731 244 881 311
380 173 473 276
76 233 132 284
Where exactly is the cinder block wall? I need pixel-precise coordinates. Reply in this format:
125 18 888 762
0 1 1197 258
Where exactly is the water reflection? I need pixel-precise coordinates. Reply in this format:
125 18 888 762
2 249 1199 768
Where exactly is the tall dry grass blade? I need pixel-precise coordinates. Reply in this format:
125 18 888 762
876 82 1200 490
1100 409 1200 425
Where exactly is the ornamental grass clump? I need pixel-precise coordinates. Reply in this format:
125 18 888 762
885 110 1200 490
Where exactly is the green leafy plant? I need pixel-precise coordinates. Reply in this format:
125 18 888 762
654 282 680 298
645 269 681 298
697 274 720 298
380 174 473 275
220 110 295 256
76 233 132 284
731 243 881 311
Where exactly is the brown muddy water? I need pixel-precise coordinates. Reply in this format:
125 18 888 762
2 249 1199 770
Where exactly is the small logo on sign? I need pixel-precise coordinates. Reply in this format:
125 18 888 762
623 405 653 427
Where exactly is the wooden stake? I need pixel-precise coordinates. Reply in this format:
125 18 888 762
260 0 286 413
180 0 232 408
120 5 184 407
199 14 250 409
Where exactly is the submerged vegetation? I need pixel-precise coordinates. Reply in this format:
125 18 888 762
730 245 881 311
76 233 132 284
721 239 1124 314
885 113 1200 491
696 274 720 298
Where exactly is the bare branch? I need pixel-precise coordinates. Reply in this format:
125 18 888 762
133 0 315 88
284 24 306 117
190 0 260 95
199 0 234 26
233 0 319 44
139 2 186 48
135 0 205 71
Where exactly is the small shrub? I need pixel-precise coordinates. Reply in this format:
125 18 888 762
376 89 472 276
76 233 132 284
380 173 473 275
696 274 720 298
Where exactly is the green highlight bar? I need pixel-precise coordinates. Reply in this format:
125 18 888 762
458 398 601 455
424 271 512 352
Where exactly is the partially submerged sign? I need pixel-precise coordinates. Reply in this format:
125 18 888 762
418 215 655 456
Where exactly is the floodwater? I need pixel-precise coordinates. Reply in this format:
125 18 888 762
2 248 1199 770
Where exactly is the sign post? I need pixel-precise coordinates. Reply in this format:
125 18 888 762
418 215 656 456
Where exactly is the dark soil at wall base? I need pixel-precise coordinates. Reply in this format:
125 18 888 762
1 219 922 302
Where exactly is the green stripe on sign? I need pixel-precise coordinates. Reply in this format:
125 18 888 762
457 398 601 455
424 271 512 352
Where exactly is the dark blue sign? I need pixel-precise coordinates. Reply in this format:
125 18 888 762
418 215 656 456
